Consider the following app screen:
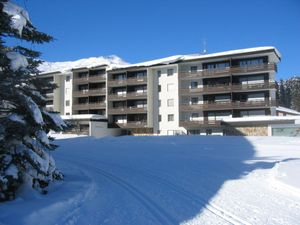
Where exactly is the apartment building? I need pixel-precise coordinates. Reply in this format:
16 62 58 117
39 46 300 136
72 66 107 116
107 67 150 133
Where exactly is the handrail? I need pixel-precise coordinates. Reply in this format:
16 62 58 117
180 100 277 111
180 82 275 94
179 63 277 79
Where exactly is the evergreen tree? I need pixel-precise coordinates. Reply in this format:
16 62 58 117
276 76 300 111
286 76 300 111
278 79 286 106
275 81 279 102
0 0 67 201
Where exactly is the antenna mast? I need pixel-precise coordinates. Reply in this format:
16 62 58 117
202 39 207 54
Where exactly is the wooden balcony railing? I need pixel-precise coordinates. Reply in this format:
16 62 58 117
179 63 277 79
179 119 222 127
231 82 276 91
88 75 106 82
107 93 127 100
73 102 106 110
116 121 148 128
180 100 276 111
108 77 148 86
107 92 147 100
73 75 106 83
180 85 231 94
180 82 276 94
73 88 106 97
88 102 106 109
232 100 276 108
108 106 147 114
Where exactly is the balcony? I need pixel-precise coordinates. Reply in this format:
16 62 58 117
88 102 106 109
231 82 276 91
232 100 276 109
88 75 106 82
107 92 147 101
108 106 147 115
180 85 231 95
108 77 148 87
73 102 106 110
73 88 106 97
73 75 106 83
179 119 222 128
180 100 276 111
116 121 148 128
181 101 233 111
179 63 277 79
107 93 127 101
180 82 276 95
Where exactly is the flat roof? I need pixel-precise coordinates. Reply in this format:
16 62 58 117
223 115 300 123
109 46 281 71
276 106 300 115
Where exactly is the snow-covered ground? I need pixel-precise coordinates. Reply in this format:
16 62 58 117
0 136 300 225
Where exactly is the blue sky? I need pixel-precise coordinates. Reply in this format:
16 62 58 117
12 0 300 79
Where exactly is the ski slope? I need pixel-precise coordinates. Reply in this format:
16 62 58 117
1 136 300 225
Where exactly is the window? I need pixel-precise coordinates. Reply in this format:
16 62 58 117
240 110 265 117
191 97 198 105
66 76 70 82
115 73 126 80
188 130 200 135
238 75 265 85
239 58 264 67
66 113 70 115
158 85 161 92
215 95 231 102
167 99 174 107
190 81 198 89
204 61 230 70
167 68 174 76
191 66 197 73
46 100 53 105
206 129 212 136
65 88 70 95
90 69 105 76
168 114 174 122
157 70 161 78
191 113 199 121
158 115 162 122
167 83 174 91
66 100 70 106
136 71 146 80
158 100 161 107
78 72 88 78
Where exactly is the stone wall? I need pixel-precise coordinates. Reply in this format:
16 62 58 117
224 125 268 136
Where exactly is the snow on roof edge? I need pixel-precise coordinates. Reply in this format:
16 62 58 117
38 55 129 74
223 115 300 123
109 46 281 71
276 107 300 115
39 46 280 74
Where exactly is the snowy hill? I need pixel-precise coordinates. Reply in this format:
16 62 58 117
1 136 300 225
38 55 129 73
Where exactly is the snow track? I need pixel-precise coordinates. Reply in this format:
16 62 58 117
63 156 251 225
62 157 176 225
106 163 251 225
